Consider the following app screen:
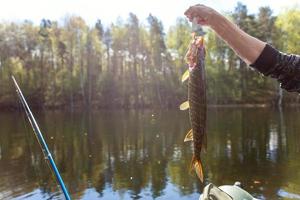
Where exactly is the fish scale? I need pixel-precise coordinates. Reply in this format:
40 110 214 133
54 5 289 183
180 35 207 183
189 65 206 158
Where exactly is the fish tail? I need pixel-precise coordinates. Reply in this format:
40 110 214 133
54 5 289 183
190 155 204 182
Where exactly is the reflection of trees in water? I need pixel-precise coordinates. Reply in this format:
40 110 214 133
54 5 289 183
281 107 300 197
206 108 300 199
1 109 300 199
0 112 62 199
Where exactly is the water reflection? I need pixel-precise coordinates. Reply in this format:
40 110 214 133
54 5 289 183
0 108 299 199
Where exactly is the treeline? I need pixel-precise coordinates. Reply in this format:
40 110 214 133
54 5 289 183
0 3 299 109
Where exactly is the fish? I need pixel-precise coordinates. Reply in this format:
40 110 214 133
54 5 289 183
180 34 207 182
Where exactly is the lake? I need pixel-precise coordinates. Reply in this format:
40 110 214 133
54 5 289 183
0 108 300 199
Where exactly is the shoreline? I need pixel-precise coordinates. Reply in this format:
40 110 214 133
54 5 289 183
2 103 300 111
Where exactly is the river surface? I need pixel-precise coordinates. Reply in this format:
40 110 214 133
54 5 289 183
0 108 300 200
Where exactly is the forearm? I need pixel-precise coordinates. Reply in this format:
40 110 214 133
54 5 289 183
210 13 300 93
210 13 266 65
184 4 300 93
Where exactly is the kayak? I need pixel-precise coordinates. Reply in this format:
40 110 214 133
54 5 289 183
200 182 259 200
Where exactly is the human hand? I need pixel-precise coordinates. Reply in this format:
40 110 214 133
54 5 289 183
184 4 218 27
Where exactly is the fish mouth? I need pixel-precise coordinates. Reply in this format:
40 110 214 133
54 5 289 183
185 36 205 70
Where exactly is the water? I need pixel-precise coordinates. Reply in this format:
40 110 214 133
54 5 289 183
0 108 300 200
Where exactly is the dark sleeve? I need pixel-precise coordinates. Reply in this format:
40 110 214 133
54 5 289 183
250 44 300 93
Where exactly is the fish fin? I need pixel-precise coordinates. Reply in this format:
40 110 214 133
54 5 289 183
179 101 189 110
181 69 189 83
190 156 204 182
196 36 204 46
184 129 193 142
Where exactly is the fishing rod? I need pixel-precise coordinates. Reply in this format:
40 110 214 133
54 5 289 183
12 76 71 200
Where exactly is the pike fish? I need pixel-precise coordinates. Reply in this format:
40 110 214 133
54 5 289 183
180 34 207 182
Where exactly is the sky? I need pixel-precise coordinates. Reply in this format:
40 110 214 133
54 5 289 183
0 0 299 29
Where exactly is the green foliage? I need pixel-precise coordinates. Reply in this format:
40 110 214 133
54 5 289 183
0 5 299 109
275 7 300 53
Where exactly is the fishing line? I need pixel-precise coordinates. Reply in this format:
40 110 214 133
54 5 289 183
16 90 64 197
17 90 43 187
13 76 71 200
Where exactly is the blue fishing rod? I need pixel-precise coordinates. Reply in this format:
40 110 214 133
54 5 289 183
12 76 71 200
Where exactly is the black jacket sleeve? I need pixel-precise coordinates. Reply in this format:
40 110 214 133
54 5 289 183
250 44 300 93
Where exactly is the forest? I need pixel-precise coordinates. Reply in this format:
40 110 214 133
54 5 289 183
0 3 299 109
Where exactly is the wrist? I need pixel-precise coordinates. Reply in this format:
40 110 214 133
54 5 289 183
209 11 223 29
210 12 232 37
